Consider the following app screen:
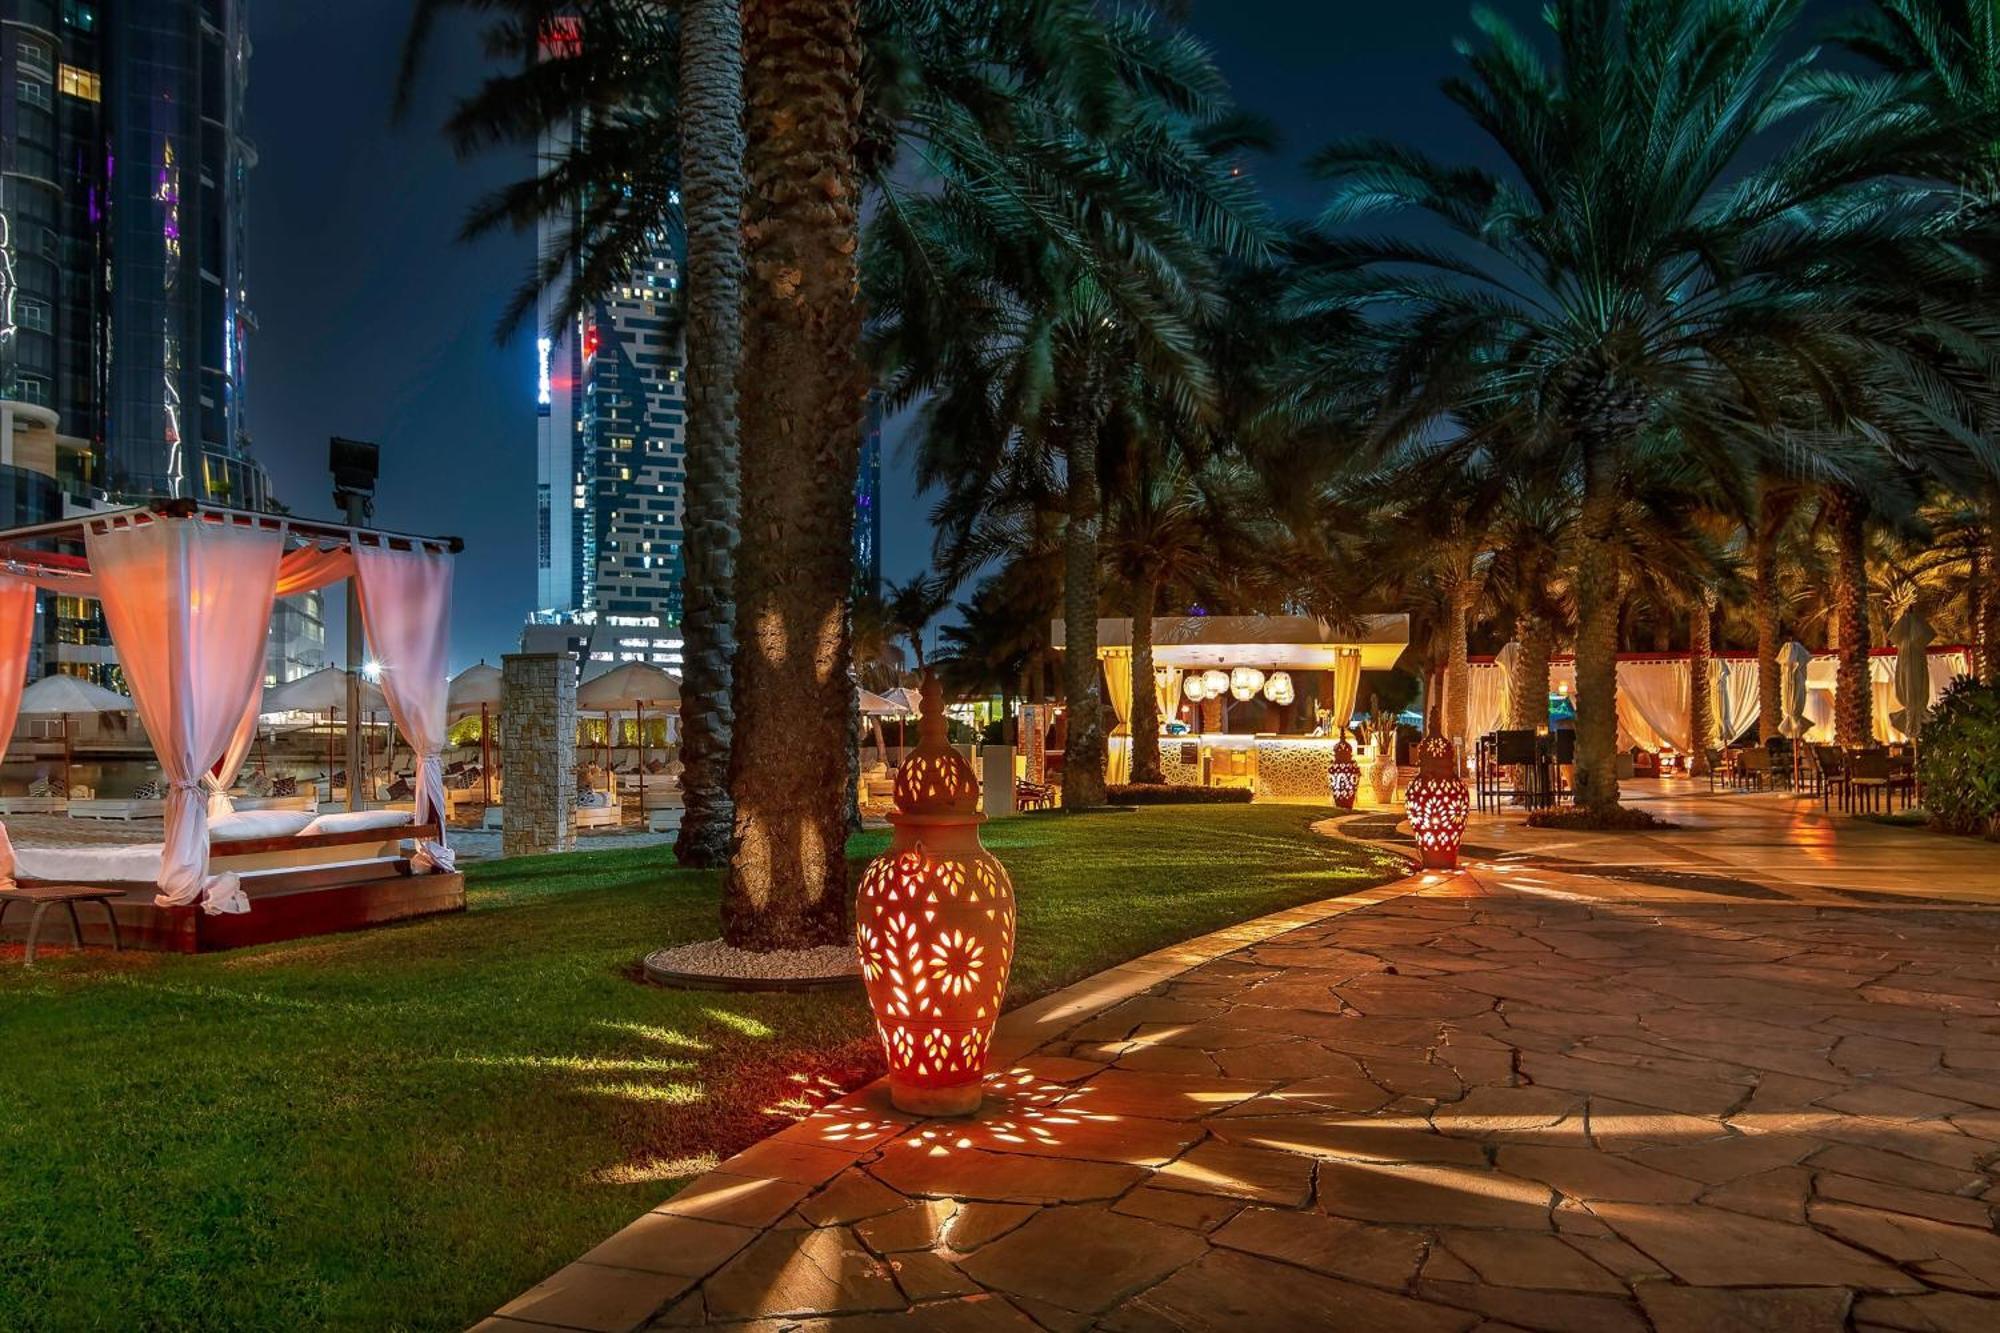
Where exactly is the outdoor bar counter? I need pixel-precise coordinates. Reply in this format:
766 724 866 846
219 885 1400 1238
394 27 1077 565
1125 733 1387 801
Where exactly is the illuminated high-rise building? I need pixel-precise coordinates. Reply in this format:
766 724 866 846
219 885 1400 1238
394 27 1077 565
0 1 313 685
531 14 688 665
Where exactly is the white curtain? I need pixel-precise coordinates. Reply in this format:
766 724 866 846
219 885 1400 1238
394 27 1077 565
1153 667 1182 726
1616 660 1692 752
1710 658 1760 746
1464 661 1510 740
87 516 283 914
353 540 455 872
0 577 39 889
205 687 264 818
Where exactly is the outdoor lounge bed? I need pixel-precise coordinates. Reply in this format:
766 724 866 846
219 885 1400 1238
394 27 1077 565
0 796 70 816
67 797 166 821
5 810 464 952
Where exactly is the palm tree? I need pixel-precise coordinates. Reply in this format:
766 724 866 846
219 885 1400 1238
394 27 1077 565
1836 0 2000 678
1824 485 1878 744
869 50 1269 808
1298 0 1996 816
674 0 747 869
884 574 951 670
719 0 868 951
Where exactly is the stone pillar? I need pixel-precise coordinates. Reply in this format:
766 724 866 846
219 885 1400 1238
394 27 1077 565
502 653 576 858
980 744 1016 817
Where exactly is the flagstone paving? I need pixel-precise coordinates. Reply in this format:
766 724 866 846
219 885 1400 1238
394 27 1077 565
483 802 2000 1331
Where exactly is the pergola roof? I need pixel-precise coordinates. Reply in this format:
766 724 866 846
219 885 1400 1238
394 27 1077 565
0 498 462 583
1053 614 1410 672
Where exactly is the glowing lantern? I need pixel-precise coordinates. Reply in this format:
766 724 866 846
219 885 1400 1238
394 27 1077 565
1262 671 1294 705
1404 734 1469 869
1201 668 1229 698
1229 666 1265 701
855 671 1016 1117
1182 674 1208 702
1325 737 1360 809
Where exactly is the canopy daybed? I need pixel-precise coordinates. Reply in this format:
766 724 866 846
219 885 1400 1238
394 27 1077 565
0 500 464 952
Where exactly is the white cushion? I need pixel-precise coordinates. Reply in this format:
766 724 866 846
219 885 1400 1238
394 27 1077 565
14 843 164 883
300 810 414 837
209 810 316 844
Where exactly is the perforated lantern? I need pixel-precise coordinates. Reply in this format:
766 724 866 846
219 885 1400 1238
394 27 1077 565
1182 674 1208 702
855 671 1017 1117
1262 671 1295 706
1404 734 1469 869
1229 666 1265 701
1325 737 1361 809
1201 668 1229 698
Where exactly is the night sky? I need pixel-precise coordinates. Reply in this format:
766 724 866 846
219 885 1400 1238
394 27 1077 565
244 0 1847 671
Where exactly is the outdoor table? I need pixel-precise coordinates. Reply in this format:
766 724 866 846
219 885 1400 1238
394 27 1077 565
0 886 124 966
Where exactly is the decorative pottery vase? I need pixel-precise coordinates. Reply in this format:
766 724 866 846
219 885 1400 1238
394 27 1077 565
1404 734 1469 869
855 671 1017 1116
1370 752 1399 805
1325 737 1361 810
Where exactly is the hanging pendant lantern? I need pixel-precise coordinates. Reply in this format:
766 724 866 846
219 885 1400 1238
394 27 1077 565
1229 666 1265 701
1326 737 1361 809
1262 670 1294 705
1404 734 1469 869
855 671 1017 1117
1201 668 1229 699
1182 674 1208 702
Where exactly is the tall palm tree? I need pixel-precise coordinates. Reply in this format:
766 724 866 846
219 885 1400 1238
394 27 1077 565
720 0 868 951
884 574 950 669
1824 484 1877 744
1297 0 1995 816
1836 0 2000 678
869 48 1269 808
674 0 746 869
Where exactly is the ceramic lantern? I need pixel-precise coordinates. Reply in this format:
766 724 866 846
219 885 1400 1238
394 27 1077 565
1404 733 1469 868
1325 737 1361 809
855 671 1017 1116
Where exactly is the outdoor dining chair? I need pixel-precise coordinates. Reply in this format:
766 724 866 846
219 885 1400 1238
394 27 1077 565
1813 746 1852 812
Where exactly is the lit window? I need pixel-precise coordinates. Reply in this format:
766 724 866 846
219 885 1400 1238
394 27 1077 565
58 65 100 101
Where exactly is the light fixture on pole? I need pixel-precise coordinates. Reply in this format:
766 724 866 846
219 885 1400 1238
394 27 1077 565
331 436 379 812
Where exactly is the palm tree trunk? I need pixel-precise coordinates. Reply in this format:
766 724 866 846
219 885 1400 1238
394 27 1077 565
1129 572 1162 784
1827 485 1872 747
1061 408 1108 808
1982 483 2000 683
674 0 747 869
722 0 864 951
1753 486 1784 742
1510 616 1552 732
1443 582 1472 751
1571 454 1623 815
1688 590 1714 775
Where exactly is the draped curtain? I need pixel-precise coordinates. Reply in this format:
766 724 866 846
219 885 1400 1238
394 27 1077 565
1616 660 1693 753
352 540 456 872
1709 659 1760 746
0 577 40 889
1464 662 1510 741
206 687 264 818
87 517 283 914
1101 649 1133 733
1153 667 1182 727
1329 650 1361 737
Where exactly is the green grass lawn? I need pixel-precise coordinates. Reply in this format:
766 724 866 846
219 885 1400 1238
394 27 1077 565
0 804 1400 1331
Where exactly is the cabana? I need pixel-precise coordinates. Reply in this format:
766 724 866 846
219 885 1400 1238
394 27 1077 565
0 500 464 952
1052 614 1411 798
1461 644 1976 754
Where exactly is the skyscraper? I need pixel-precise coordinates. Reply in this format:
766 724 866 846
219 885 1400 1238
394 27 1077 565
0 0 317 684
530 14 688 669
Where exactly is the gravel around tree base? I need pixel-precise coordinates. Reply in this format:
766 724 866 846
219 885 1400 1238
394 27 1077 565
645 938 860 981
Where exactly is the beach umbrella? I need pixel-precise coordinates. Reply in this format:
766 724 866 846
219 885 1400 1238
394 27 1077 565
265 666 386 799
578 662 681 806
1778 641 1812 740
1889 610 1935 742
18 674 133 793
879 685 921 752
449 663 505 805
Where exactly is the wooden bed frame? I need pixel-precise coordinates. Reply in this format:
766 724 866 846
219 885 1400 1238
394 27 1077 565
9 822 466 953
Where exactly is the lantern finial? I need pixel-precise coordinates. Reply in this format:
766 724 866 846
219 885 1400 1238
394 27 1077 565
893 670 979 816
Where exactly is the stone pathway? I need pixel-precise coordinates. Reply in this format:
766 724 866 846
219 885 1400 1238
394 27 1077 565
483 804 2000 1332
